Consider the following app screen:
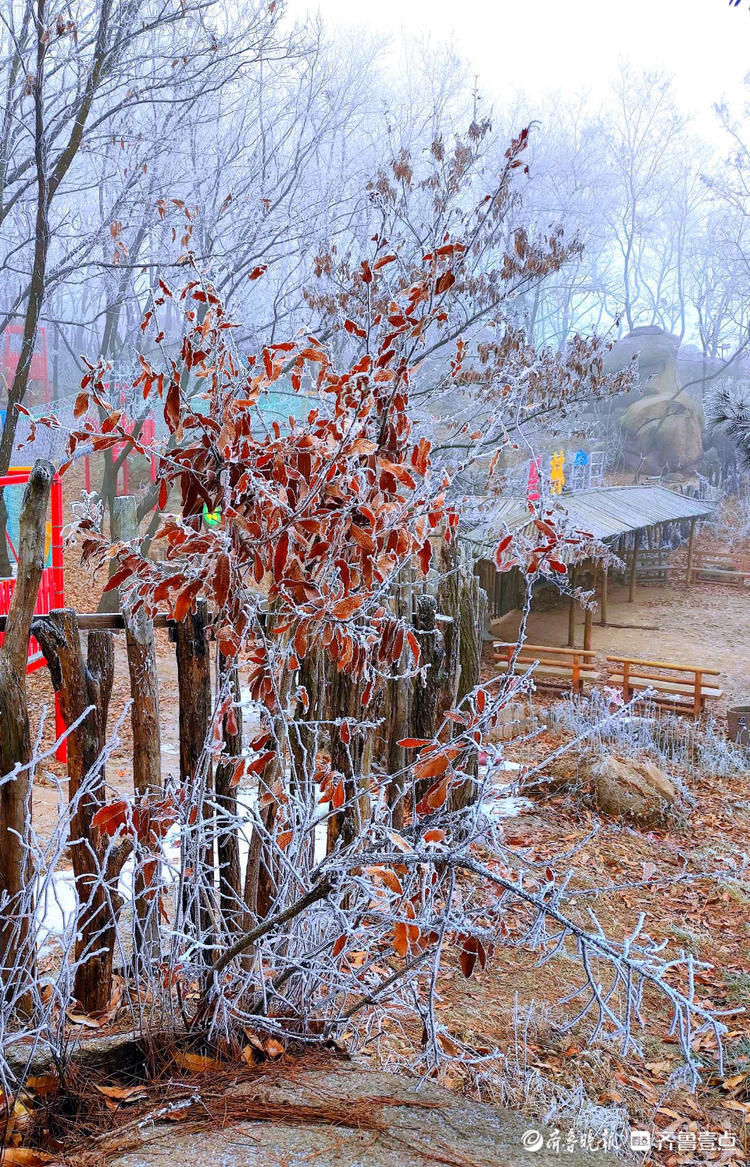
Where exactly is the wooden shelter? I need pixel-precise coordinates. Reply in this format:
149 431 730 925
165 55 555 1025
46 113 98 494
468 485 715 649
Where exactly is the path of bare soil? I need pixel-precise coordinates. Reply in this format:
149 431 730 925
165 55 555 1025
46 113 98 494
527 580 750 713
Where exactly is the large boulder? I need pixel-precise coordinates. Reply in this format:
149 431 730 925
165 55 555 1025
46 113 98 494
587 753 682 825
542 750 684 827
488 608 523 643
605 326 706 472
619 388 704 472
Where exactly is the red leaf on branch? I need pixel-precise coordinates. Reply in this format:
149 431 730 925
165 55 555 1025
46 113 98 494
92 800 128 837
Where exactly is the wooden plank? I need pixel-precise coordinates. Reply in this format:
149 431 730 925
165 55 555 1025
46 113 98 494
495 664 598 683
496 659 599 674
606 655 720 675
694 569 749 582
609 667 709 683
12 611 172 632
494 642 596 657
609 675 722 698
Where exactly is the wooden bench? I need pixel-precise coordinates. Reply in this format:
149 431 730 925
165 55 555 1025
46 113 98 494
606 655 722 716
620 550 677 585
692 551 750 587
494 642 598 694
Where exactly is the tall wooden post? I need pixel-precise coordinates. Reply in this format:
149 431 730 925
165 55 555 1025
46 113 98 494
567 566 577 647
685 517 696 586
0 460 53 1016
111 496 161 959
111 498 161 801
600 566 608 626
215 651 242 934
583 603 593 652
628 529 641 603
175 601 213 941
34 609 126 1014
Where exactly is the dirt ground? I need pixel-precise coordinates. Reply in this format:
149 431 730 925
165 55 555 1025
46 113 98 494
527 578 750 713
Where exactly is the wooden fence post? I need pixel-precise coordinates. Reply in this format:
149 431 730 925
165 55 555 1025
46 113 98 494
411 593 444 808
583 603 593 653
215 650 242 933
0 459 53 1017
384 566 412 829
567 565 577 648
175 601 213 940
34 609 129 1015
111 496 161 959
451 567 487 813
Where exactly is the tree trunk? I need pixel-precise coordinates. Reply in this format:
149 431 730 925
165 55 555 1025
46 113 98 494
243 662 294 926
288 648 326 876
0 460 53 1017
33 609 128 1014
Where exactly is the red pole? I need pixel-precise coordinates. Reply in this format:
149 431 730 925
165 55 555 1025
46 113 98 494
50 475 67 762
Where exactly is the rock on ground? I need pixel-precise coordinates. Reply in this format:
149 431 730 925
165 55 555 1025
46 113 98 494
108 1063 612 1167
543 749 683 827
588 753 682 825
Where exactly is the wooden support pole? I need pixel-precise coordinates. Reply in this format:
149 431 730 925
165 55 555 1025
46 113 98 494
567 566 577 647
600 566 608 626
175 601 213 940
111 497 162 959
686 517 696 586
583 603 593 652
33 609 126 1014
215 650 243 934
111 498 161 801
628 529 641 603
0 612 172 632
0 460 53 1016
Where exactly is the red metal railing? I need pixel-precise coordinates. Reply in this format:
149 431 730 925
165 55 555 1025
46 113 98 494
83 414 157 495
2 325 51 403
0 469 65 759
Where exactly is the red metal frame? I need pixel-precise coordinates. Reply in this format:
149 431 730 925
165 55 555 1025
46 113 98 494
83 414 157 495
2 325 51 404
0 468 66 760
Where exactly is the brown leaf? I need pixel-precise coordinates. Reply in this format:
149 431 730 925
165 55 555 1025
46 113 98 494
92 800 128 837
164 375 180 433
413 751 449 782
213 553 230 609
1 1151 56 1166
66 1010 104 1028
172 1050 225 1073
25 1074 59 1096
94 1084 148 1103
73 391 89 418
331 596 364 620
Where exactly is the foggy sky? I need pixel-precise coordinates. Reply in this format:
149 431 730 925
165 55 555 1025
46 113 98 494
286 0 750 141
